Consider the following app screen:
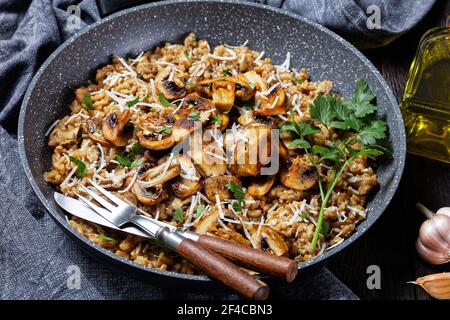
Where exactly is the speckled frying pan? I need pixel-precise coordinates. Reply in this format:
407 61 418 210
18 0 406 291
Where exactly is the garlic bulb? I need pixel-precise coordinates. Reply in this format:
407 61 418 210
416 203 450 265
412 273 450 300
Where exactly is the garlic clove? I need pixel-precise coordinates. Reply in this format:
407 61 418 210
412 273 450 300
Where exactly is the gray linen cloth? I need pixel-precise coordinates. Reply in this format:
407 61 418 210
0 0 434 300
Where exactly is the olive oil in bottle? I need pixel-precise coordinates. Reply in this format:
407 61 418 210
401 26 450 163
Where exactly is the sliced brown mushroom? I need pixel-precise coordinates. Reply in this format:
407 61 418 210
84 118 112 146
132 183 168 206
215 227 252 247
102 109 132 147
280 155 318 190
171 93 216 144
233 75 255 101
189 133 227 177
194 78 215 98
139 156 181 188
203 175 242 202
255 86 286 116
157 79 187 101
248 176 276 198
137 112 176 150
227 123 273 177
171 155 203 199
212 80 236 112
194 206 221 234
261 226 289 256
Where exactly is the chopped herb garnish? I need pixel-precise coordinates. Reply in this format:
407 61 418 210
115 154 132 168
82 95 93 110
226 182 244 212
69 156 87 178
187 111 200 121
242 101 255 110
174 208 184 222
195 204 206 217
130 158 145 168
184 50 190 59
131 142 145 154
294 77 304 84
155 127 172 134
126 97 140 107
222 68 232 76
211 115 222 125
98 233 116 242
300 212 308 219
158 92 175 107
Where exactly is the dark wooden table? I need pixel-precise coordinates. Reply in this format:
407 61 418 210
328 0 450 300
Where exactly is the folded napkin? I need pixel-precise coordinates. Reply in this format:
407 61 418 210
2 0 432 299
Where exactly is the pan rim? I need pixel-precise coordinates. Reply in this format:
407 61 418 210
18 0 406 283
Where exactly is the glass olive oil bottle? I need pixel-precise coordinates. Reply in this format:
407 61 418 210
401 26 450 163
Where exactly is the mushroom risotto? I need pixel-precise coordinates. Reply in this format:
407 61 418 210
44 33 388 274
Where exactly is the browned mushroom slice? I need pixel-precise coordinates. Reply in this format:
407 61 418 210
233 75 255 101
84 118 112 146
248 176 276 198
215 227 252 247
171 94 216 144
157 79 187 101
255 86 286 116
243 70 268 92
189 133 227 177
280 155 318 190
212 80 235 112
132 183 168 206
139 158 181 188
261 226 289 256
227 124 273 177
194 207 220 234
203 175 241 202
102 109 132 147
136 112 176 150
171 155 202 199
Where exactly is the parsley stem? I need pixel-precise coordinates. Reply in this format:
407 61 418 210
309 157 354 251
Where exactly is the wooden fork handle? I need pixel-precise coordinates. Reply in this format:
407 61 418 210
195 234 298 282
159 229 269 300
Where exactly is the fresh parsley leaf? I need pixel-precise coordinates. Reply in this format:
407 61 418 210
300 212 308 219
226 182 244 212
294 77 304 84
187 111 200 121
352 147 385 160
82 95 93 110
130 158 145 168
184 50 190 59
241 101 255 109
174 208 184 222
115 155 132 168
280 122 320 138
155 127 172 134
158 92 175 107
222 68 232 76
126 97 140 107
355 120 387 145
69 156 87 178
195 204 206 217
289 138 311 149
319 221 331 236
211 115 222 125
98 233 116 242
311 145 342 163
131 142 145 154
351 79 377 118
309 94 336 127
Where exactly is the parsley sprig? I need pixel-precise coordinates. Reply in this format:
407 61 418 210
226 182 245 212
281 79 389 251
114 142 145 168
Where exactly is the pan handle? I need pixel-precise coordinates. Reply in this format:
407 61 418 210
96 0 160 18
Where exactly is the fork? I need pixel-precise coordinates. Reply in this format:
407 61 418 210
76 180 269 300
